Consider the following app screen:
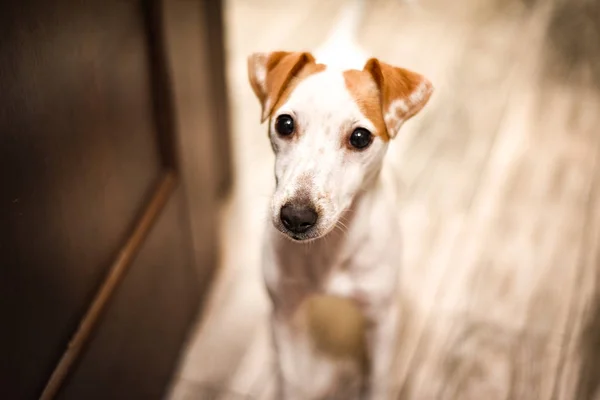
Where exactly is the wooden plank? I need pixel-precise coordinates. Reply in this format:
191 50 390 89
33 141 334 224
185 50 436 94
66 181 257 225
401 86 600 399
398 9 600 395
548 92 600 400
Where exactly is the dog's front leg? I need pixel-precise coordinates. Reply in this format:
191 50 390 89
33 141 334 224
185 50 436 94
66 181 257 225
270 312 306 400
365 301 399 400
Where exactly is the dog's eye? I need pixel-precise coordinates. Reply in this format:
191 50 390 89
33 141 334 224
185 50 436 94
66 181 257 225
349 128 373 150
275 114 295 136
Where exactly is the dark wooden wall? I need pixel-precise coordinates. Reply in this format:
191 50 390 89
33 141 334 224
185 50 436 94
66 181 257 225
0 0 230 398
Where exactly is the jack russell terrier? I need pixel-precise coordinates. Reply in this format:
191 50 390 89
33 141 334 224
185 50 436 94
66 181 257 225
247 1 433 398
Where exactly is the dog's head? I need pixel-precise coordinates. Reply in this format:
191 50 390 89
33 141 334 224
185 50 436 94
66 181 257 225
248 51 433 241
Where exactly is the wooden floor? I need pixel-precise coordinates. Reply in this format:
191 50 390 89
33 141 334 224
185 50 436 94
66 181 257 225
168 0 600 398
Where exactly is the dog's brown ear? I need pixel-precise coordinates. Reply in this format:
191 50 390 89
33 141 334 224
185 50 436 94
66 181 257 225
248 51 315 122
364 58 433 139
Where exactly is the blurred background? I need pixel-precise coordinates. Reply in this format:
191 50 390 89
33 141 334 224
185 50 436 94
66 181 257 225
2 0 600 399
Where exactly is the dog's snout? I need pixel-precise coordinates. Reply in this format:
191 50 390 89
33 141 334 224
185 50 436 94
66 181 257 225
280 203 318 234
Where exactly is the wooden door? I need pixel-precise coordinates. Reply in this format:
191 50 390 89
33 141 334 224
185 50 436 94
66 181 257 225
0 0 229 398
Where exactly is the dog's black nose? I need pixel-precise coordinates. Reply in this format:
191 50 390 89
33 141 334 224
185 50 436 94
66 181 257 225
280 203 318 234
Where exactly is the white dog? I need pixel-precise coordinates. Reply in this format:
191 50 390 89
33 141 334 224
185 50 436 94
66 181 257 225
247 1 433 398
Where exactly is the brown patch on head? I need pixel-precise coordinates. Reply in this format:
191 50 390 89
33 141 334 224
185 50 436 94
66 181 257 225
271 62 326 116
343 69 389 140
247 51 326 122
361 58 434 139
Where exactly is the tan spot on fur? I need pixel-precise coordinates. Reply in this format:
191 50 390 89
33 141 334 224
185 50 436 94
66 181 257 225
343 69 389 141
247 51 325 122
294 294 368 371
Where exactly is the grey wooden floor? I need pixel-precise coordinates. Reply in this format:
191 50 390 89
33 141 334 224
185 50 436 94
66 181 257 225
168 0 600 398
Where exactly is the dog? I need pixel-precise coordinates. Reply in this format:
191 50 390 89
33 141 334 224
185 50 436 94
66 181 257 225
247 0 433 398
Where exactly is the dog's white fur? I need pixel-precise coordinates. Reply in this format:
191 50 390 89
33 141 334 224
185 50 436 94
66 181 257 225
249 1 432 398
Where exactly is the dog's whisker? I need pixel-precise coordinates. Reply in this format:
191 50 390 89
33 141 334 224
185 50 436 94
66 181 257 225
337 226 349 236
334 221 349 236
333 226 346 237
337 219 349 229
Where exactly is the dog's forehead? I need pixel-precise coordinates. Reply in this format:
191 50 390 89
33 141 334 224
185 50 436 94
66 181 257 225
287 70 359 116
281 68 386 137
